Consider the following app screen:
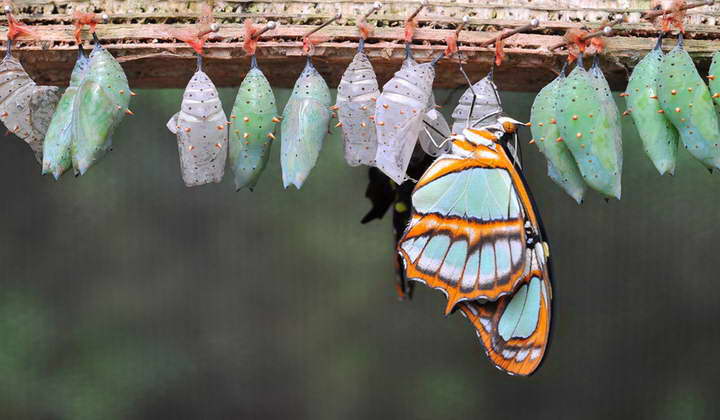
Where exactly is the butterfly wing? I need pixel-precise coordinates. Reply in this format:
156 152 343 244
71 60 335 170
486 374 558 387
625 45 679 175
658 39 720 170
168 70 228 187
337 52 380 167
229 66 278 191
72 45 131 175
458 241 551 376
398 135 542 314
530 73 586 203
280 60 332 189
374 62 435 184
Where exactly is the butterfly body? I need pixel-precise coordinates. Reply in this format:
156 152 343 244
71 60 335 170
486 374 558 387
167 70 228 187
229 66 277 191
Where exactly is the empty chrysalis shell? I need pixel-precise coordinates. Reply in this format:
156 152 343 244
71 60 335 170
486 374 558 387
374 59 435 184
451 74 503 135
42 47 91 179
0 55 60 163
418 93 452 157
625 43 679 175
280 59 332 189
556 57 622 199
530 71 586 204
658 38 720 170
336 51 380 167
229 64 278 191
71 44 131 176
167 70 228 187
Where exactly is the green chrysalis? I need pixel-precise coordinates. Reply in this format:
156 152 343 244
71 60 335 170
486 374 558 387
42 46 91 179
71 42 131 175
530 68 586 204
280 58 332 189
556 55 622 199
625 37 679 175
709 50 720 110
658 35 720 171
229 56 278 191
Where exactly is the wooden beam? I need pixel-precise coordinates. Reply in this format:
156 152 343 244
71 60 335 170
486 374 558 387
4 1 720 91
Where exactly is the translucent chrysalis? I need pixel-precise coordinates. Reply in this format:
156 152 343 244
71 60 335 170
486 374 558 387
280 59 332 189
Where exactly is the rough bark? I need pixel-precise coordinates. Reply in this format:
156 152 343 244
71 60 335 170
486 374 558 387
4 1 720 90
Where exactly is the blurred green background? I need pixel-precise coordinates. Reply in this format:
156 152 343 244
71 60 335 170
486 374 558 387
0 82 719 420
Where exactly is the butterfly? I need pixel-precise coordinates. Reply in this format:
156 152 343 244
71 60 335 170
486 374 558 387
397 114 553 376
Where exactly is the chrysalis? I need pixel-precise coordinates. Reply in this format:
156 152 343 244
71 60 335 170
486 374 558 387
658 35 720 170
336 43 380 167
530 68 587 203
167 57 228 187
556 55 622 199
374 54 436 184
709 50 720 110
625 37 679 175
451 73 503 135
42 46 91 179
0 46 60 163
280 58 332 189
229 57 278 191
71 42 131 175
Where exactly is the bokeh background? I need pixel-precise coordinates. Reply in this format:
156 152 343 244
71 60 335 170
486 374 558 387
0 81 719 420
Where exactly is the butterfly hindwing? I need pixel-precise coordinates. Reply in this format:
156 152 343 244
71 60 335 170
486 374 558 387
458 241 551 376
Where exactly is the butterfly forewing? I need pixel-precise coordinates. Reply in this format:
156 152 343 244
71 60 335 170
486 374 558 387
398 132 545 315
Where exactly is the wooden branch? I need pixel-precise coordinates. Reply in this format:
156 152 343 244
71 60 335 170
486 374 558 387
3 1 720 91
